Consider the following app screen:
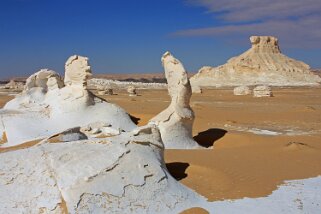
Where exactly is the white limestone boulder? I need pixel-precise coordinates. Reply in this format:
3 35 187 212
233 86 251 95
0 56 136 147
149 52 200 149
0 125 204 213
127 85 137 96
253 85 273 97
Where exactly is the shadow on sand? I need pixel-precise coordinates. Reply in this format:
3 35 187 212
166 162 190 181
194 128 227 148
129 114 141 125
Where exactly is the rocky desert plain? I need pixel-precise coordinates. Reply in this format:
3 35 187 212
1 36 321 213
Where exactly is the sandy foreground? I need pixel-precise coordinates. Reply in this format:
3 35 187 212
1 88 321 204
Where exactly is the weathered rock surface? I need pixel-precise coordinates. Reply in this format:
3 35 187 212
149 52 200 149
191 36 321 87
64 55 91 89
0 125 204 213
24 69 63 92
253 85 273 97
233 86 251 96
0 56 136 147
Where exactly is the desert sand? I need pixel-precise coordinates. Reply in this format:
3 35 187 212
4 85 319 200
1 85 321 212
101 87 321 200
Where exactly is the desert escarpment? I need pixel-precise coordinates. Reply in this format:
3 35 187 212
191 36 321 87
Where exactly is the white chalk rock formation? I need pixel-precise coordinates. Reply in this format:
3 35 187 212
253 85 273 97
88 78 167 90
0 125 204 213
64 55 91 88
191 36 321 87
0 56 136 147
127 85 137 96
149 52 200 149
97 86 113 96
233 86 251 95
4 80 24 90
24 69 63 91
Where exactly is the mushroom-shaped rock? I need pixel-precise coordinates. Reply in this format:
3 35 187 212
233 86 251 95
253 85 273 97
0 125 204 213
0 56 136 147
149 52 200 149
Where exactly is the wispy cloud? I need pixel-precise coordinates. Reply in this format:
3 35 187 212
176 0 321 48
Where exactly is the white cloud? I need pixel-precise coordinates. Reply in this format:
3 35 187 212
177 0 321 48
187 0 321 22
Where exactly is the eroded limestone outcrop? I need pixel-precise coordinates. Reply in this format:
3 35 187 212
191 36 321 87
0 55 136 147
3 80 24 90
149 52 200 149
97 85 114 96
24 69 63 92
64 55 91 88
0 125 204 213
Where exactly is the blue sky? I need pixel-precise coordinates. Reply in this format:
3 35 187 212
0 0 320 79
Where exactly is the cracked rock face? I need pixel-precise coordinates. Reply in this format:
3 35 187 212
0 56 136 147
0 125 203 213
149 52 200 149
191 36 321 87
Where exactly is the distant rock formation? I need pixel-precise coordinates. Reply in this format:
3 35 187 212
88 78 167 90
149 52 200 149
97 85 113 95
253 85 273 97
127 85 137 96
233 86 251 95
3 79 24 90
191 36 321 87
